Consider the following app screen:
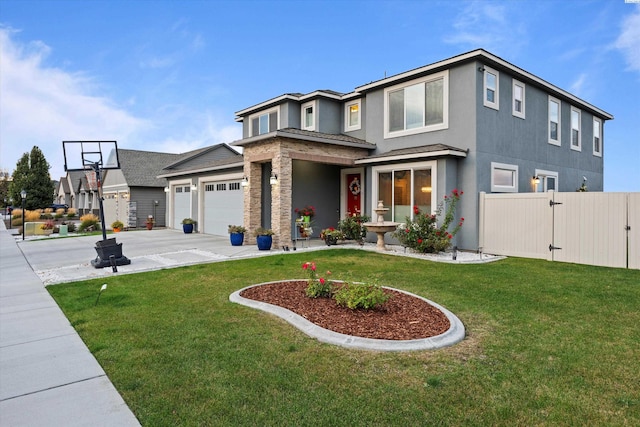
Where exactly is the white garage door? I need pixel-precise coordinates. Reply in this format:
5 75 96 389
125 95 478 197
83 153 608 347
203 180 244 235
173 185 192 229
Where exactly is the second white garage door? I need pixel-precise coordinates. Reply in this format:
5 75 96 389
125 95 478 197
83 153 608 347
203 180 244 236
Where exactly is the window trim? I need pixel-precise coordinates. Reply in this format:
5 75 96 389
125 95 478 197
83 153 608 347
483 66 499 110
512 79 525 119
548 96 561 146
593 117 602 157
491 162 519 193
383 70 449 139
344 99 362 132
301 101 316 131
570 106 581 152
534 169 559 192
248 105 280 136
371 160 438 218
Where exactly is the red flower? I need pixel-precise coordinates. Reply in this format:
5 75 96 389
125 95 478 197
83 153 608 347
444 195 448 199
461 217 465 221
436 231 440 236
319 277 325 285
413 205 420 214
447 234 453 239
405 228 410 233
417 239 423 244
311 263 316 271
302 262 309 270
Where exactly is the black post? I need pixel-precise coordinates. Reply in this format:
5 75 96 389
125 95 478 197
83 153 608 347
92 163 108 242
21 195 25 241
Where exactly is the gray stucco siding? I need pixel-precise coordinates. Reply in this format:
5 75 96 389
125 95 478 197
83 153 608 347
317 99 341 134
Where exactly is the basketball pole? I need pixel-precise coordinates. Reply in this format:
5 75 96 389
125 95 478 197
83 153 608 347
90 162 108 242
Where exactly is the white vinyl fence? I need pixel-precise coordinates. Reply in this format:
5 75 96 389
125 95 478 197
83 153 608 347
479 192 639 269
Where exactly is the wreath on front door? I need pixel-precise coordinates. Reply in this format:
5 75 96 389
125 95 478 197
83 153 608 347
349 177 361 196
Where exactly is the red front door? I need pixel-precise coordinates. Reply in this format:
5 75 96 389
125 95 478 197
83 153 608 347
345 173 362 215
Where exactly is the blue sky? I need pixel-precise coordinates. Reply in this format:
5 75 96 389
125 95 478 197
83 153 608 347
1 0 638 191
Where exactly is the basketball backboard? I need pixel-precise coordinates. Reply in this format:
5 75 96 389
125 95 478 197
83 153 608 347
63 141 120 171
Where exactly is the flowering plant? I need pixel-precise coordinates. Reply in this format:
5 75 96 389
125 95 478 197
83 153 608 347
294 205 316 217
337 212 370 244
302 262 333 298
393 189 465 253
320 227 345 240
40 219 55 230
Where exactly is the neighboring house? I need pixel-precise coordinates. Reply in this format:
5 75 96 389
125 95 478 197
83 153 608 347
158 144 244 234
56 170 88 211
163 49 613 250
101 149 181 228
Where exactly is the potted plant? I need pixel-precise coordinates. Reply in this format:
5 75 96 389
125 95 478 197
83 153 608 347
40 219 55 236
228 224 247 246
111 220 124 233
294 205 316 223
181 218 196 234
254 227 274 250
320 227 345 246
145 216 155 230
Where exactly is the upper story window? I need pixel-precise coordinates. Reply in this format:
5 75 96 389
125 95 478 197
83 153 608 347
548 96 561 146
483 66 499 110
383 70 448 138
512 80 525 119
491 162 518 193
301 101 315 131
593 117 602 157
249 106 279 137
571 107 581 151
344 99 361 131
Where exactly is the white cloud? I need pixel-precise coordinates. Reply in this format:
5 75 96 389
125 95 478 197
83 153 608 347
614 5 640 73
0 27 148 179
569 73 587 96
443 1 526 56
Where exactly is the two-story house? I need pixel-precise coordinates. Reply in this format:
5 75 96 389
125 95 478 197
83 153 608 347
164 49 612 250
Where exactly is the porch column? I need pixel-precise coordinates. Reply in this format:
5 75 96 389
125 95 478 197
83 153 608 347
243 161 262 244
271 153 292 248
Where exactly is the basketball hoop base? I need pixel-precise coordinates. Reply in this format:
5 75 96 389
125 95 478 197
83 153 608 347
91 238 131 269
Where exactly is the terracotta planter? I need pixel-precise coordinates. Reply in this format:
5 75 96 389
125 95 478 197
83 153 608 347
146 223 153 230
113 228 121 233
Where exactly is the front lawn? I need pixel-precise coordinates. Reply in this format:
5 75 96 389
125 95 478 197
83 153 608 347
48 250 640 426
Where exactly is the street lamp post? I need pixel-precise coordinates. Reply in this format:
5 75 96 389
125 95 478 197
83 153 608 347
8 198 13 229
20 189 26 241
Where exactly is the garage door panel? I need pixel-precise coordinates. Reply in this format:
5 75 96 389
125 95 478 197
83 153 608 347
203 181 243 236
173 186 191 229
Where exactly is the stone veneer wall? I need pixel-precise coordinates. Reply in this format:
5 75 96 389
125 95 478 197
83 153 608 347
243 137 369 248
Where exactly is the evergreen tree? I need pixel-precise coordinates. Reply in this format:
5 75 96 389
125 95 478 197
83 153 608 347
9 147 55 210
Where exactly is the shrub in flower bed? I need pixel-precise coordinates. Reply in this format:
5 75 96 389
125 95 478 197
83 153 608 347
337 213 370 244
78 213 100 232
393 189 465 253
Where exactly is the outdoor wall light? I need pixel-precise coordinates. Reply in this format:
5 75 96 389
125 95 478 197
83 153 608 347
190 184 197 191
270 173 278 186
241 176 249 187
164 186 170 193
532 176 540 184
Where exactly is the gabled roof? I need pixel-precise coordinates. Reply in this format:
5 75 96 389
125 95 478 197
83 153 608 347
157 155 244 178
57 177 70 194
355 144 467 165
235 90 346 120
232 128 375 150
116 149 181 187
162 143 240 170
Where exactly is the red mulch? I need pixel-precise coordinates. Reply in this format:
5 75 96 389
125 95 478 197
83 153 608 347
240 281 450 340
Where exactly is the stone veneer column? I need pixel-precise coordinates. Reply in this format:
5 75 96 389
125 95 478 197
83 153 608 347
271 149 292 248
243 160 262 244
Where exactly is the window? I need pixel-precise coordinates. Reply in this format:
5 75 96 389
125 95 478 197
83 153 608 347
483 67 499 110
593 117 602 157
548 97 561 146
205 184 215 192
249 106 279 137
534 169 558 192
301 101 315 131
384 71 448 138
373 162 436 222
216 183 226 191
344 99 361 131
512 80 525 119
491 162 518 193
571 107 581 151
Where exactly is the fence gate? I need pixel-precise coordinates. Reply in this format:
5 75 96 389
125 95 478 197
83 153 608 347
480 192 639 269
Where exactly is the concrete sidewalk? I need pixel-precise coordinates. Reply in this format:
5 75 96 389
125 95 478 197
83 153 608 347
0 222 140 426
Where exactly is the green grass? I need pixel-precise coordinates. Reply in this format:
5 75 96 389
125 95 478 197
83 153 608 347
47 250 640 426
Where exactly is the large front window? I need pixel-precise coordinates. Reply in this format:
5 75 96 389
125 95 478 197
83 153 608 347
384 71 448 138
374 162 435 222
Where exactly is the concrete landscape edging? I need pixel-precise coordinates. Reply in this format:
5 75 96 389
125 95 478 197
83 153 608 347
230 280 466 352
